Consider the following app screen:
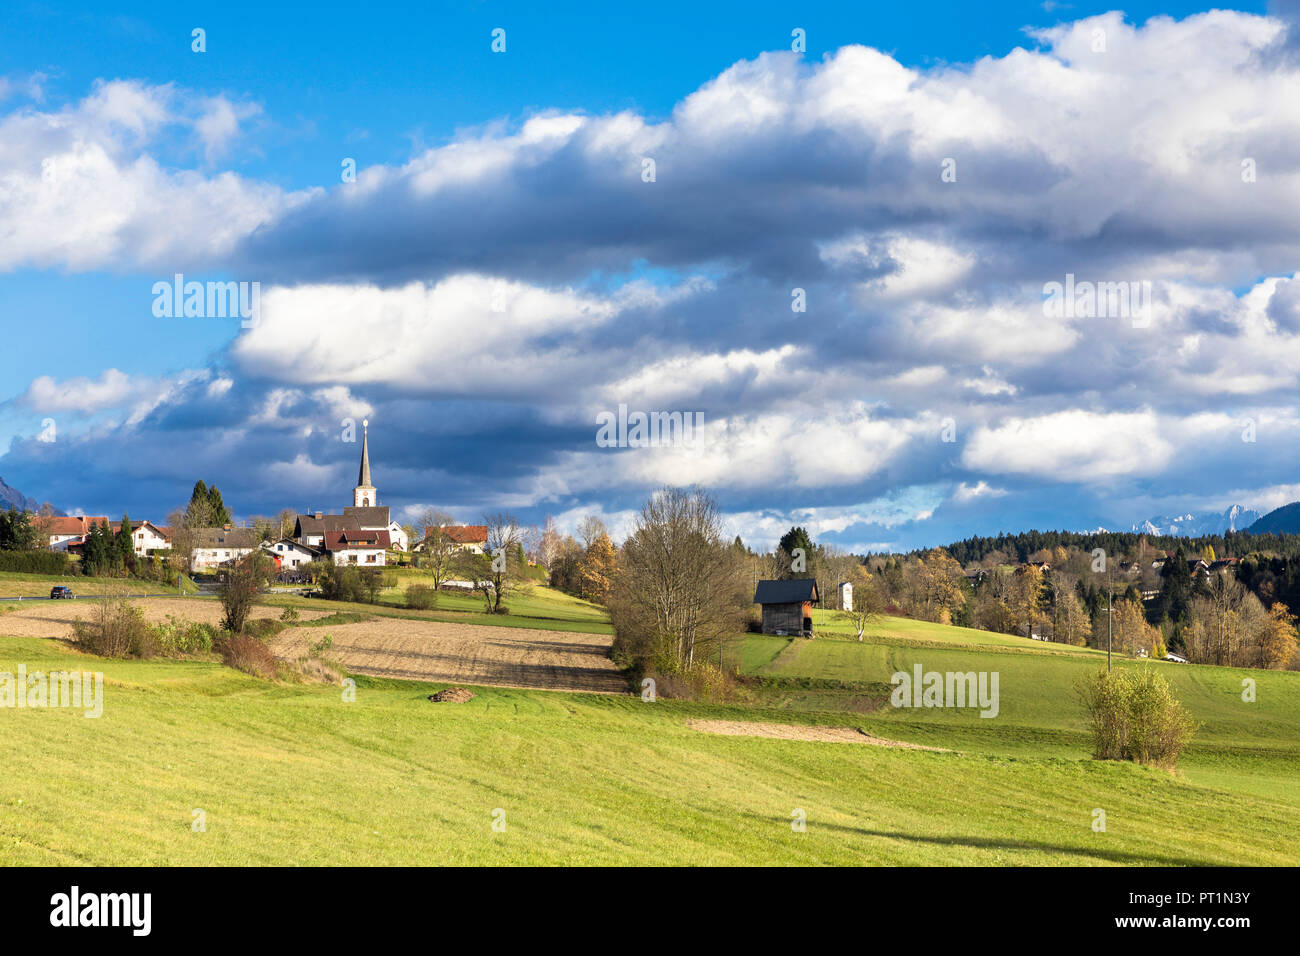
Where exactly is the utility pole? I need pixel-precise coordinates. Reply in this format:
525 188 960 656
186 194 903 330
1107 566 1113 673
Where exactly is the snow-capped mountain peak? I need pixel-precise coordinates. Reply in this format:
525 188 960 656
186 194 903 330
1130 505 1260 537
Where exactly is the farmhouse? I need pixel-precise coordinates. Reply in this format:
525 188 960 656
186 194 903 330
754 578 819 636
418 524 488 554
190 527 260 570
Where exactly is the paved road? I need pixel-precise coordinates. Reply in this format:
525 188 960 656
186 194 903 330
0 592 184 603
0 587 315 602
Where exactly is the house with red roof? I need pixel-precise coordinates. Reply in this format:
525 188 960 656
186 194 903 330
44 515 110 551
417 524 488 555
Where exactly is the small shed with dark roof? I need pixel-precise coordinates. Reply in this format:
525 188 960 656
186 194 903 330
753 578 819 636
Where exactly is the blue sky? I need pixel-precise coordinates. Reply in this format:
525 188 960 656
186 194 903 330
1 0 1298 551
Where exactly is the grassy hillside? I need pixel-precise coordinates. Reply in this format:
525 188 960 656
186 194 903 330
2 601 1298 865
729 611 1300 808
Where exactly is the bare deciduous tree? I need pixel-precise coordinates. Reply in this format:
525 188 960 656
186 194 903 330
609 487 748 669
536 515 562 571
576 515 608 552
415 508 458 590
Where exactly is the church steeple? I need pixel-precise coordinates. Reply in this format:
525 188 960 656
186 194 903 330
353 419 376 508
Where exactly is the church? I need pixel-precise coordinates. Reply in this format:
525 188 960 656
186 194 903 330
291 421 410 559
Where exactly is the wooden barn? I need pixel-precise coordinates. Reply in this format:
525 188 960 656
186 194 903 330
753 578 819 636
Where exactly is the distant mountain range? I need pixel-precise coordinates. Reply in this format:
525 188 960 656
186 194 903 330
1246 503 1300 535
1129 505 1261 537
0 477 56 515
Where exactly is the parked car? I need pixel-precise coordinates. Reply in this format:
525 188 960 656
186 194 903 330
49 585 73 599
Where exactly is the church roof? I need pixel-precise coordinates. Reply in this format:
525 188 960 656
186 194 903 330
295 514 361 535
357 424 373 488
343 506 391 527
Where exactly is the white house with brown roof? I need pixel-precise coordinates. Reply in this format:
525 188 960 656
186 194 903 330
111 520 171 557
343 505 408 552
294 512 360 548
190 527 261 571
323 528 390 566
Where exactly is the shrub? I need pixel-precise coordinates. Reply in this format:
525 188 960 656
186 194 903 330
1077 667 1199 769
167 620 217 655
1077 668 1128 760
216 634 279 680
315 562 367 603
279 606 300 622
71 598 153 658
405 583 436 610
150 615 216 656
1124 669 1200 768
242 617 288 640
643 656 738 703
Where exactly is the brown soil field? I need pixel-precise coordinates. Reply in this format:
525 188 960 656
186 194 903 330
270 617 628 694
686 719 947 749
0 597 328 640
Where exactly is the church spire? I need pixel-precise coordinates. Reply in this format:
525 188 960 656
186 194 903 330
353 419 376 508
357 419 372 488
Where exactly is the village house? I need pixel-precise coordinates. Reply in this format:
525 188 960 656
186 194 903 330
343 507 408 552
111 520 171 557
323 528 390 565
753 578 819 636
261 538 320 569
43 515 109 551
417 524 489 554
190 527 261 571
294 512 360 548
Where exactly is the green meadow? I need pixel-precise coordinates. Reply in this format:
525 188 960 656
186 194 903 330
267 573 615 634
2 594 1298 866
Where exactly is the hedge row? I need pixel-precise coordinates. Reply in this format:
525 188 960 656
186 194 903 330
0 550 72 575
